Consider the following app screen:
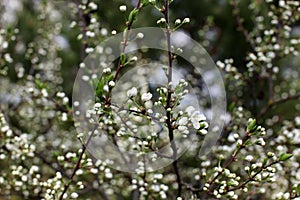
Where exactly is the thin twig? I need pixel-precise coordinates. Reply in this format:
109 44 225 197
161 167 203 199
113 0 142 82
227 160 278 192
208 131 251 193
163 0 182 197
257 92 300 119
231 0 256 50
58 125 98 200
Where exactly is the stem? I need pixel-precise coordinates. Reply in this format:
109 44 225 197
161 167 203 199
58 125 98 200
257 92 300 119
208 132 251 192
113 0 142 82
231 0 256 50
227 160 278 192
163 0 182 197
74 0 88 60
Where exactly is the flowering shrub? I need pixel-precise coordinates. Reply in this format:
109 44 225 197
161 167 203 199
0 0 300 199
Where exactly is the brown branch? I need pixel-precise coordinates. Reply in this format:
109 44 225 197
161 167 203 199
163 0 182 197
58 124 98 200
208 131 251 193
227 160 278 192
113 0 142 82
74 0 88 60
231 0 256 50
257 92 300 119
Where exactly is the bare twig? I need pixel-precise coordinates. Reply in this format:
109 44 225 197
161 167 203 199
231 0 256 50
257 92 300 119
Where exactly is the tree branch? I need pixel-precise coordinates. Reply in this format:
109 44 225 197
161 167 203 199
257 92 300 119
58 125 98 200
163 0 182 197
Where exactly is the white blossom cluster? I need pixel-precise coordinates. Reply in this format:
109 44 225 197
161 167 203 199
0 0 300 199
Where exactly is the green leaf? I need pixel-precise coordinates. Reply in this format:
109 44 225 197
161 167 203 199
35 79 47 90
52 151 59 157
247 118 257 132
229 102 235 112
244 139 251 146
120 53 126 65
142 0 150 7
107 74 114 82
262 157 268 166
128 8 138 23
279 153 293 162
297 183 300 196
96 77 105 97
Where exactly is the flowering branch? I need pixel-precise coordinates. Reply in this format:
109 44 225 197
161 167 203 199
58 125 98 200
163 0 182 197
113 0 142 82
226 160 279 192
208 130 251 193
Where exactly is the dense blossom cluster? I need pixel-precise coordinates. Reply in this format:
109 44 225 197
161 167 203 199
0 0 300 199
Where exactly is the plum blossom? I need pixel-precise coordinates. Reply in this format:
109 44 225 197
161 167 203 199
127 87 138 97
190 111 206 129
141 92 152 101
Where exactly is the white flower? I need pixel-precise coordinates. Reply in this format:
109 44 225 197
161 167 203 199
88 2 98 10
192 121 200 129
61 113 68 121
183 18 190 23
175 19 181 25
131 56 138 62
70 192 79 199
109 81 115 87
105 172 113 179
4 53 13 63
157 18 166 24
185 106 195 115
178 117 188 126
127 87 138 97
191 111 206 121
94 103 101 108
199 129 208 135
257 138 266 146
141 92 152 101
103 85 109 92
82 75 89 81
153 174 163 179
245 155 254 162
295 116 300 126
103 68 111 73
190 111 206 129
178 125 187 131
70 21 77 28
119 5 127 12
137 32 144 39
90 17 97 24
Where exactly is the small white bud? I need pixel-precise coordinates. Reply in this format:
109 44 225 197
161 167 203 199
119 5 127 12
183 18 190 23
137 32 144 39
175 19 181 25
109 81 115 87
